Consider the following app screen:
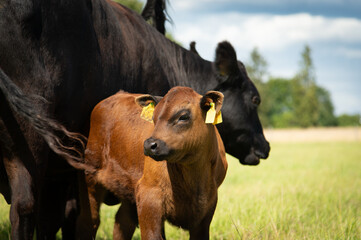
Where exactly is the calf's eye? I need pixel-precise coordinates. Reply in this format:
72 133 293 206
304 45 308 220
179 114 190 122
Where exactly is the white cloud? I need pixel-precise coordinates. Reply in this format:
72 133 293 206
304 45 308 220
167 12 361 115
171 13 361 58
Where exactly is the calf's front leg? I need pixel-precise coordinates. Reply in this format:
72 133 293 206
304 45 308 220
136 185 165 240
113 200 138 240
189 202 217 240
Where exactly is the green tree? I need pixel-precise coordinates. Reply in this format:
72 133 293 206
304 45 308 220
246 47 268 85
292 45 313 127
259 45 337 128
264 78 294 128
316 86 337 126
290 45 337 127
337 114 361 126
296 44 315 88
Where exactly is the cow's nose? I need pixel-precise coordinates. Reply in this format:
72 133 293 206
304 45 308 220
259 140 270 159
254 149 268 159
253 135 270 159
144 137 170 161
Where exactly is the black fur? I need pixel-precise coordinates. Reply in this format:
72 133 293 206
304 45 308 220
0 0 269 238
0 68 86 163
141 0 169 34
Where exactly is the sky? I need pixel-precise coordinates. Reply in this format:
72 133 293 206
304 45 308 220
151 0 361 116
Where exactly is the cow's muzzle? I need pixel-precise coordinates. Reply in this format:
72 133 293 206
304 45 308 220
237 134 271 165
144 137 170 161
254 140 270 159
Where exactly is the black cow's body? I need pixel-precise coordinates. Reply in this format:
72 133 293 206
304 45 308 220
0 0 269 239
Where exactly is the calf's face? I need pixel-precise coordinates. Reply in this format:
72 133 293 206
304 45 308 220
136 87 223 163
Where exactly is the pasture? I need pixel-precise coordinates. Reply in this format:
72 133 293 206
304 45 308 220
1 127 360 239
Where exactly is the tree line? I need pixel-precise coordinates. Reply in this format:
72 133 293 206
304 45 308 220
245 45 360 128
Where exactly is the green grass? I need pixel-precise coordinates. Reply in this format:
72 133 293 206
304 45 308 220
1 141 361 239
0 195 10 239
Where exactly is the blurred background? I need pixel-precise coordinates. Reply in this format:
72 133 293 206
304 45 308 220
131 0 361 129
164 0 361 129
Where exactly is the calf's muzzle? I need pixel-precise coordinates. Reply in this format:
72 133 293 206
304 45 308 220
144 137 170 161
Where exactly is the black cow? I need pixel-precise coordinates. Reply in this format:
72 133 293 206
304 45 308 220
0 0 269 239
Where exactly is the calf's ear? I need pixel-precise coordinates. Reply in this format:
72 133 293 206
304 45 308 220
135 95 163 122
215 41 240 77
135 95 162 107
200 91 224 114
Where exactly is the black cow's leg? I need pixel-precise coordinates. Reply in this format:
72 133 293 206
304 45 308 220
3 153 36 240
75 172 97 240
36 163 78 240
0 104 37 240
62 181 79 240
113 200 138 240
36 181 63 240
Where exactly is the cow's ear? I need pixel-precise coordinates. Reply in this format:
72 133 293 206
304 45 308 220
215 41 240 77
135 95 162 107
200 91 224 114
189 41 199 56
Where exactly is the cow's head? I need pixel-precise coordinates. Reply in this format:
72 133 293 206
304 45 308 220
212 41 270 165
136 87 223 163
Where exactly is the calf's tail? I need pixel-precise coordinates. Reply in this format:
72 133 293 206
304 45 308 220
0 67 88 169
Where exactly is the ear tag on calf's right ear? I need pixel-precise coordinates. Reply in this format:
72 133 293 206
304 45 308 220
214 110 222 125
140 102 154 123
205 103 216 124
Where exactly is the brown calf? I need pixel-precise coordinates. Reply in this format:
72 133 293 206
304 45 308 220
81 86 227 239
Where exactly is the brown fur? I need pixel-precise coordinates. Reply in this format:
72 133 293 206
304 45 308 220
82 87 227 239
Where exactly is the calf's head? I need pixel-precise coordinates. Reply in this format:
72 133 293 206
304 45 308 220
212 41 270 165
136 87 223 163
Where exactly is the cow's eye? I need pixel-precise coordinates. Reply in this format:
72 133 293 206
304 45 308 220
252 96 260 106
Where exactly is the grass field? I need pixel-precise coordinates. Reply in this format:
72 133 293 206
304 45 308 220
1 128 360 239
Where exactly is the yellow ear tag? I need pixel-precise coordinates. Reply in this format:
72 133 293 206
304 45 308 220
214 110 222 125
205 103 222 125
205 102 216 124
140 102 155 123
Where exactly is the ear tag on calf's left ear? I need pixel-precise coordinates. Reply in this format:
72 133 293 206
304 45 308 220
140 102 154 123
205 103 223 125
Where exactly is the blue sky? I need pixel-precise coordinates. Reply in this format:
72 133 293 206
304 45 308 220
148 0 361 116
